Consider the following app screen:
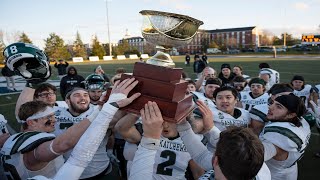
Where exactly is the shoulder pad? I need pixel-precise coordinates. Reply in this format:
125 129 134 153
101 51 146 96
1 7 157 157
1 131 55 155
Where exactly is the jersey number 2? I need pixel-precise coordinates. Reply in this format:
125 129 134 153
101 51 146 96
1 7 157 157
156 150 176 176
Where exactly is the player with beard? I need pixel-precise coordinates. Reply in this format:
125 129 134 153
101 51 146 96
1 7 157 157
249 83 294 135
53 85 128 179
261 94 310 179
25 78 140 180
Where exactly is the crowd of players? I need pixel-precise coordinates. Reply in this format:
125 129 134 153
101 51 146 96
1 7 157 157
0 42 320 180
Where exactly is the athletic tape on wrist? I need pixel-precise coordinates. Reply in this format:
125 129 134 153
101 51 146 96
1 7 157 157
107 93 126 103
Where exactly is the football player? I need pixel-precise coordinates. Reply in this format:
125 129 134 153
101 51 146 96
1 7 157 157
115 109 206 179
291 75 318 109
27 79 140 180
233 65 250 81
262 94 311 179
175 101 270 180
211 86 251 131
84 73 108 105
259 63 280 91
1 101 95 179
238 78 269 111
195 66 216 92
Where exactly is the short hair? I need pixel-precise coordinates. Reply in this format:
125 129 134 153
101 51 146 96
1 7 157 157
115 67 126 74
259 63 270 69
19 101 49 130
232 75 246 83
248 77 266 87
181 71 188 79
187 80 196 86
213 86 238 99
233 65 243 71
34 83 57 99
267 83 294 95
215 126 264 180
205 78 222 86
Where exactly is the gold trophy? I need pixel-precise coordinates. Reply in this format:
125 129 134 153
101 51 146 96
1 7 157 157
114 10 203 123
140 10 203 67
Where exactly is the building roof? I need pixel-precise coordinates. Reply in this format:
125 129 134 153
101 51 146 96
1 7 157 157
205 26 256 33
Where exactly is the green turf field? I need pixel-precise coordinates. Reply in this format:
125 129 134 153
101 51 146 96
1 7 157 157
0 55 319 179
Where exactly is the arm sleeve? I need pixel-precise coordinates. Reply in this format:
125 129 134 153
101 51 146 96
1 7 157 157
129 137 160 180
203 126 221 153
177 122 213 171
54 103 118 180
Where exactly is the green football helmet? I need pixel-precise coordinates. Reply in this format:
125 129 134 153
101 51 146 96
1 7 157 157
3 42 51 83
85 73 107 90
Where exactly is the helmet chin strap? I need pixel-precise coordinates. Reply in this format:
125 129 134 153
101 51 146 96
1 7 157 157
17 61 32 78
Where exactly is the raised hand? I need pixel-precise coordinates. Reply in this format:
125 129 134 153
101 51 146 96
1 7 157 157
108 78 141 108
140 101 163 139
196 100 214 133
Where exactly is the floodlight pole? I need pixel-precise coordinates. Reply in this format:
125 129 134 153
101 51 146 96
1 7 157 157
106 0 112 56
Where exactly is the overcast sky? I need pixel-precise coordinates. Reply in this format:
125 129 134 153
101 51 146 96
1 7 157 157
1 0 319 49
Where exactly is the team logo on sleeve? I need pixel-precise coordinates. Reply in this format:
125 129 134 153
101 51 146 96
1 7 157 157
218 112 224 119
55 110 61 116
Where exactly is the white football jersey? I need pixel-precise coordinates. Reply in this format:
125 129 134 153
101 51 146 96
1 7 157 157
53 105 110 179
240 91 269 111
293 84 314 108
249 104 269 123
0 114 8 135
315 84 320 105
153 136 194 180
259 68 280 88
1 132 64 179
198 163 271 180
53 106 94 136
124 135 203 180
212 107 250 131
192 91 216 111
261 119 311 180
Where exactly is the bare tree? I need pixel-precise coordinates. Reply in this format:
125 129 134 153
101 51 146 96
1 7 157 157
4 30 21 44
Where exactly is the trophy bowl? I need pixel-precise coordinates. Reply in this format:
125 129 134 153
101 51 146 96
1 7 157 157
140 10 203 67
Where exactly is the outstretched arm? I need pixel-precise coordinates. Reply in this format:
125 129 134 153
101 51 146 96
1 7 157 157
129 102 163 180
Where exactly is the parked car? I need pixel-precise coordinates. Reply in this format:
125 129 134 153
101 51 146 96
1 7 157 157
241 48 255 52
276 47 286 52
290 45 312 51
207 48 222 54
226 49 240 54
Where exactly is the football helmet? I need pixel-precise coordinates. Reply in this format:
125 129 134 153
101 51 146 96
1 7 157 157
3 42 51 83
84 73 107 90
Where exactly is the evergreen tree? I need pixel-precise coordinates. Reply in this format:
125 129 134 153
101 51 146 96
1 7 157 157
44 33 71 61
117 39 130 55
19 32 32 44
91 35 106 59
73 31 87 58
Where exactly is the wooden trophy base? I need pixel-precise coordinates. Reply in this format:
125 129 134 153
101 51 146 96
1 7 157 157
106 62 194 123
121 94 194 123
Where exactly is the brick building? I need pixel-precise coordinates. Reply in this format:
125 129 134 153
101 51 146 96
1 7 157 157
178 26 260 54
